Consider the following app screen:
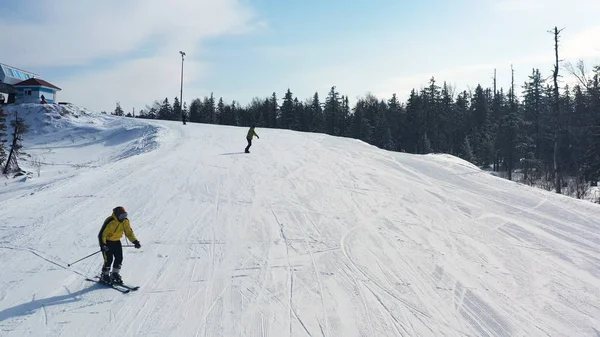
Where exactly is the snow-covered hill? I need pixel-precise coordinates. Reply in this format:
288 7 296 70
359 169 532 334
0 104 163 202
1 105 599 336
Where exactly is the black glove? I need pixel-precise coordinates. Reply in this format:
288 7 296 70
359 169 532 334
133 240 141 249
101 244 109 252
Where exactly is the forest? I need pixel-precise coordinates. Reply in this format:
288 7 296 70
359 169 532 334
109 60 600 203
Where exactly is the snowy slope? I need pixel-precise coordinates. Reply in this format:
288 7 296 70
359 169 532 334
0 104 162 202
1 110 600 337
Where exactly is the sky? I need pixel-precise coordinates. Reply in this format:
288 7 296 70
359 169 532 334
1 0 600 113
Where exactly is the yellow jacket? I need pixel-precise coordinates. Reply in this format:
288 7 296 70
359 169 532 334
98 214 137 245
247 128 258 140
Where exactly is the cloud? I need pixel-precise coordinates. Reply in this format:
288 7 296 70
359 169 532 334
374 63 496 100
562 26 600 60
0 0 261 68
491 0 600 12
476 25 600 68
373 24 600 101
0 0 262 112
491 0 547 12
59 56 207 113
485 25 600 75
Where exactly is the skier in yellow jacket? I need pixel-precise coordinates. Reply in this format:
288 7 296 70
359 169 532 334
245 125 259 153
98 206 141 284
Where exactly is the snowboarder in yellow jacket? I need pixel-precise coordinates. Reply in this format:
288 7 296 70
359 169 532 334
245 125 259 153
98 206 141 284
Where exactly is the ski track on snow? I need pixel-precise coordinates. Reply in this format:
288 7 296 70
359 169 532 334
1 113 600 336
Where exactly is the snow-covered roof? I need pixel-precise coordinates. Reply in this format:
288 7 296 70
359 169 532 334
0 62 38 85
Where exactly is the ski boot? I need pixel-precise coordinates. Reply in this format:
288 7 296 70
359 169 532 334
100 270 111 284
110 271 123 285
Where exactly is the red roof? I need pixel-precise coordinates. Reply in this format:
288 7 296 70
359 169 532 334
13 78 61 91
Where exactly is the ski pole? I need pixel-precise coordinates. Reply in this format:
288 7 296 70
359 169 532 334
67 250 101 267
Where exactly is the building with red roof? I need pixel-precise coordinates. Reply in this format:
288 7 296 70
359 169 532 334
0 62 61 104
14 78 62 104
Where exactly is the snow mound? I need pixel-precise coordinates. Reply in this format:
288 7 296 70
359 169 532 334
425 153 481 171
3 103 98 135
0 103 164 202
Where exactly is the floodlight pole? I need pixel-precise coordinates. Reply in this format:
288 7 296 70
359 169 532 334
179 51 186 125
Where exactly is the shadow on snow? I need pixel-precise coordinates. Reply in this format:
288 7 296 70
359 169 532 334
0 283 106 322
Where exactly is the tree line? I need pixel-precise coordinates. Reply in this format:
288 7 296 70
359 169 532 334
108 59 599 201
2 58 598 202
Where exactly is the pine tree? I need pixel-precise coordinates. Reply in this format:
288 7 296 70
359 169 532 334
340 95 351 136
280 88 295 130
404 89 424 153
200 96 213 124
208 93 216 124
310 92 324 132
451 91 470 155
471 85 489 129
381 126 395 151
470 84 493 166
583 66 600 182
3 111 29 174
350 96 373 143
497 66 522 180
247 97 265 126
268 92 279 127
324 86 342 136
387 93 404 150
144 101 160 120
158 98 172 120
371 96 392 149
182 102 188 123
293 97 302 131
172 97 181 121
423 77 441 150
522 69 548 161
423 133 432 153
462 136 475 164
225 101 240 125
113 102 124 116
216 97 226 125
299 98 312 132
438 83 454 153
189 98 202 123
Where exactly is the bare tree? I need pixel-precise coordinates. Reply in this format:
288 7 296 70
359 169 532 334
507 65 516 181
550 26 565 194
29 155 43 177
0 107 7 168
565 59 592 89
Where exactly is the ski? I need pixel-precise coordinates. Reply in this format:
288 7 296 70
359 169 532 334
117 283 140 291
85 278 130 293
85 277 139 293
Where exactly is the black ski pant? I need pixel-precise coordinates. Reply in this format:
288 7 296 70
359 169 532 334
245 137 252 152
102 240 123 272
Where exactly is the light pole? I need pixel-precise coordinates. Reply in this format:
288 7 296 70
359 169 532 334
179 51 186 125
